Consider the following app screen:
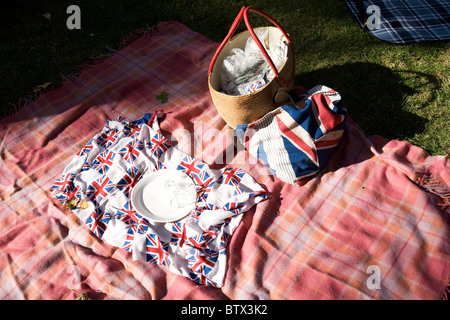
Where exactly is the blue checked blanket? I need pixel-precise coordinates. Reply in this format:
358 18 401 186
345 0 450 43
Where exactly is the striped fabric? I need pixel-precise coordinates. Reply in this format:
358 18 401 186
236 85 347 185
345 0 450 43
0 21 449 300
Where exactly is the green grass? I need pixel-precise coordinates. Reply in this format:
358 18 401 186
1 0 449 155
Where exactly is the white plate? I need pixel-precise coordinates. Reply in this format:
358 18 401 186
131 169 197 223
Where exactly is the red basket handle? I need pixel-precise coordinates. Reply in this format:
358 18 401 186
208 6 292 79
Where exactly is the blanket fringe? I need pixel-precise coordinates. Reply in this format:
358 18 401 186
1 24 160 119
417 169 450 209
61 54 113 83
116 25 160 50
442 283 450 300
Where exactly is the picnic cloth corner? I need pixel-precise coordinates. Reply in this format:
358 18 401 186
0 21 449 300
344 0 450 44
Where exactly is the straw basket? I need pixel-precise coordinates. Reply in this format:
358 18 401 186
208 6 295 129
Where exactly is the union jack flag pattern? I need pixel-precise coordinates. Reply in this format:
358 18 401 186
116 166 142 198
118 143 139 164
187 248 217 284
246 79 264 94
91 149 116 175
121 227 135 252
49 172 76 192
98 127 121 148
169 221 186 247
146 233 171 267
115 200 137 224
177 156 203 176
76 140 94 157
85 207 112 238
85 176 115 204
236 85 347 186
50 112 267 287
149 131 170 160
218 167 247 196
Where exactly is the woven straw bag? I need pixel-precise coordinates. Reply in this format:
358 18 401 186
208 6 296 129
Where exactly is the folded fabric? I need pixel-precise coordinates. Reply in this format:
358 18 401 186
345 0 450 44
236 85 347 185
49 111 267 287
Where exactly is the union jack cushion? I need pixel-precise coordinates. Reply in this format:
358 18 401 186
50 111 267 287
236 85 347 186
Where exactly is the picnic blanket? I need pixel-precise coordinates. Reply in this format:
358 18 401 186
0 21 449 300
345 0 450 44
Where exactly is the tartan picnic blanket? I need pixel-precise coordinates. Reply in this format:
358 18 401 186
0 21 449 300
345 0 450 44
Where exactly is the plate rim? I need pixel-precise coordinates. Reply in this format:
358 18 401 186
130 169 196 223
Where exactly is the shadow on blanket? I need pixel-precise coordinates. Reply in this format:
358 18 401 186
296 62 439 143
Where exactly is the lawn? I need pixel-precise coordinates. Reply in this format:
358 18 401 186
1 0 449 155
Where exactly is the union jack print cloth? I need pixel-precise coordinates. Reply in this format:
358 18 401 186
345 0 450 43
236 85 347 186
49 111 267 287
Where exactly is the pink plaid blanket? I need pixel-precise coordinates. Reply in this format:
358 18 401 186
0 21 449 300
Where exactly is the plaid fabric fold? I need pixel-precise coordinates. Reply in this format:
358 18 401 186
345 0 450 43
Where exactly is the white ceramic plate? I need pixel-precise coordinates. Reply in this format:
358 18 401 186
131 169 197 223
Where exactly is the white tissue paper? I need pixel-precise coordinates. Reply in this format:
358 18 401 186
220 29 288 96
